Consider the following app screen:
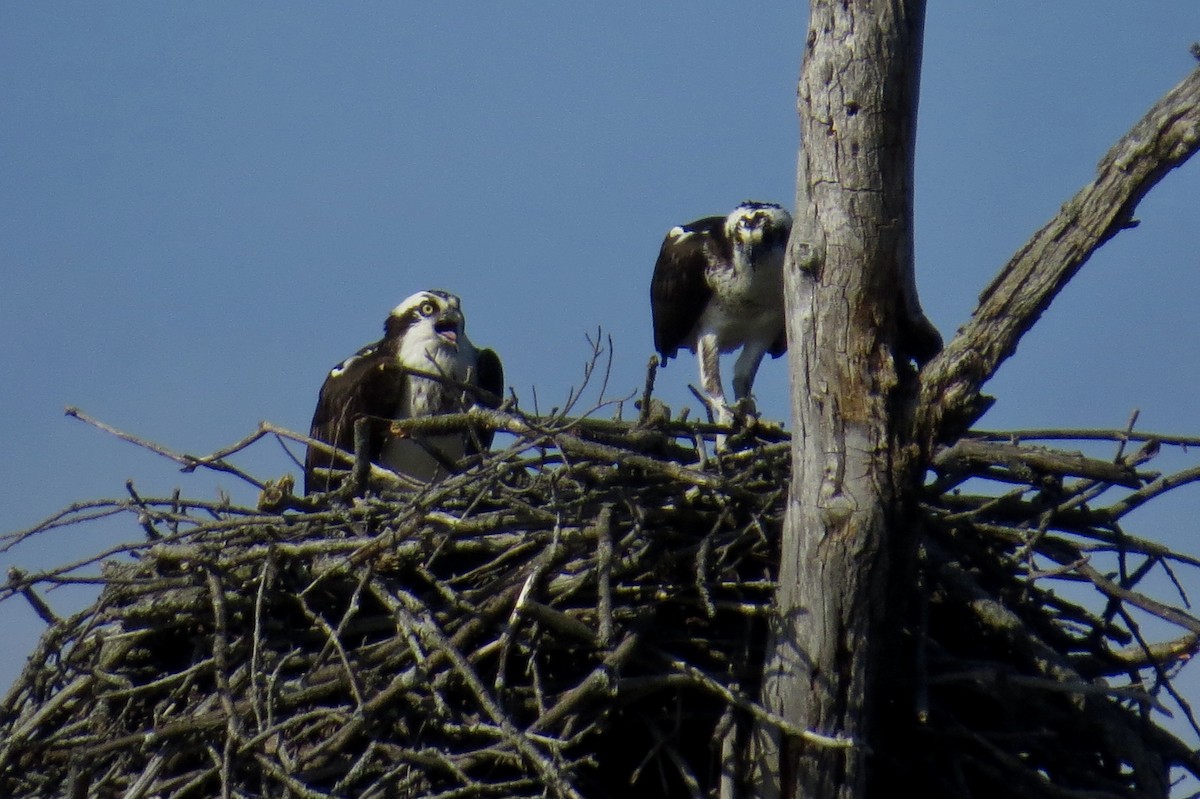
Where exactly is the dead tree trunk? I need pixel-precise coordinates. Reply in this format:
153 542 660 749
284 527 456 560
752 3 1200 797
752 2 934 798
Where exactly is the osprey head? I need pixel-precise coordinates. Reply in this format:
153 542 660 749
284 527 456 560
725 201 792 249
385 290 466 351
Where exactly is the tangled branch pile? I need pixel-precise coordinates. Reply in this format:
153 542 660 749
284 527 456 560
2 395 1200 798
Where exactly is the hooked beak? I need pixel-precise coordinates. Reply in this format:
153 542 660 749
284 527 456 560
734 215 765 243
434 315 461 346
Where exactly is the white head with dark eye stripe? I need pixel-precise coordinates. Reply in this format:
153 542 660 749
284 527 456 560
383 289 477 375
386 290 463 345
725 200 792 251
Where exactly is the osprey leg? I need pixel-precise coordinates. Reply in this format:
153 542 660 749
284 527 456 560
697 335 734 447
731 340 769 416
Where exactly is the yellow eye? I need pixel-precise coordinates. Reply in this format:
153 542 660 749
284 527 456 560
420 301 436 316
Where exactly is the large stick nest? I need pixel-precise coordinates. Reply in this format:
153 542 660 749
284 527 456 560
3 377 1200 798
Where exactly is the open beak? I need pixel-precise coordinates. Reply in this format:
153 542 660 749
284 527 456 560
434 316 461 346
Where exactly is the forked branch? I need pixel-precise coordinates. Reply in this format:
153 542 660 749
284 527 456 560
914 63 1200 446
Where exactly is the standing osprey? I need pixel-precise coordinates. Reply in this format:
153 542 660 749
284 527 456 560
650 200 792 431
304 290 504 494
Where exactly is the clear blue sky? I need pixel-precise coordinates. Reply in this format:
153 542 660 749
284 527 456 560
3 0 1200 778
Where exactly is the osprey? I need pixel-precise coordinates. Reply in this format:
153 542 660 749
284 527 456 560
650 200 792 431
304 290 504 494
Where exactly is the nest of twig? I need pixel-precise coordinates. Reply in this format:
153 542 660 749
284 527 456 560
2 380 1200 797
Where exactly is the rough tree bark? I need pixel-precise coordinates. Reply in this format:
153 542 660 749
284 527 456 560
753 3 1200 798
912 62 1200 448
752 2 933 798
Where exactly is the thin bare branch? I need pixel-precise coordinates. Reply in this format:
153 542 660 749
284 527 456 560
915 65 1200 445
2 400 1198 798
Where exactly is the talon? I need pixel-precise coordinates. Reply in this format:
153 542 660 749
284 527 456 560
731 397 759 422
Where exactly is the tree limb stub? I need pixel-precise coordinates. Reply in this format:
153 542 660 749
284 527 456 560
915 64 1200 447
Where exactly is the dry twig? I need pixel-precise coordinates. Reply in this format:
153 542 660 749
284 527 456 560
2 391 1199 798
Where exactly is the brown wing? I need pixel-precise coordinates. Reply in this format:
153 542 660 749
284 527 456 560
475 348 504 407
768 327 787 358
466 347 504 455
304 344 408 494
650 217 721 362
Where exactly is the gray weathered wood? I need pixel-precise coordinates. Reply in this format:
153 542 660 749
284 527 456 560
751 2 930 798
913 64 1200 448
751 11 1200 798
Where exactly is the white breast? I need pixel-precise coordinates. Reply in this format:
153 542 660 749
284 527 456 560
703 246 786 352
386 332 481 482
380 434 465 483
